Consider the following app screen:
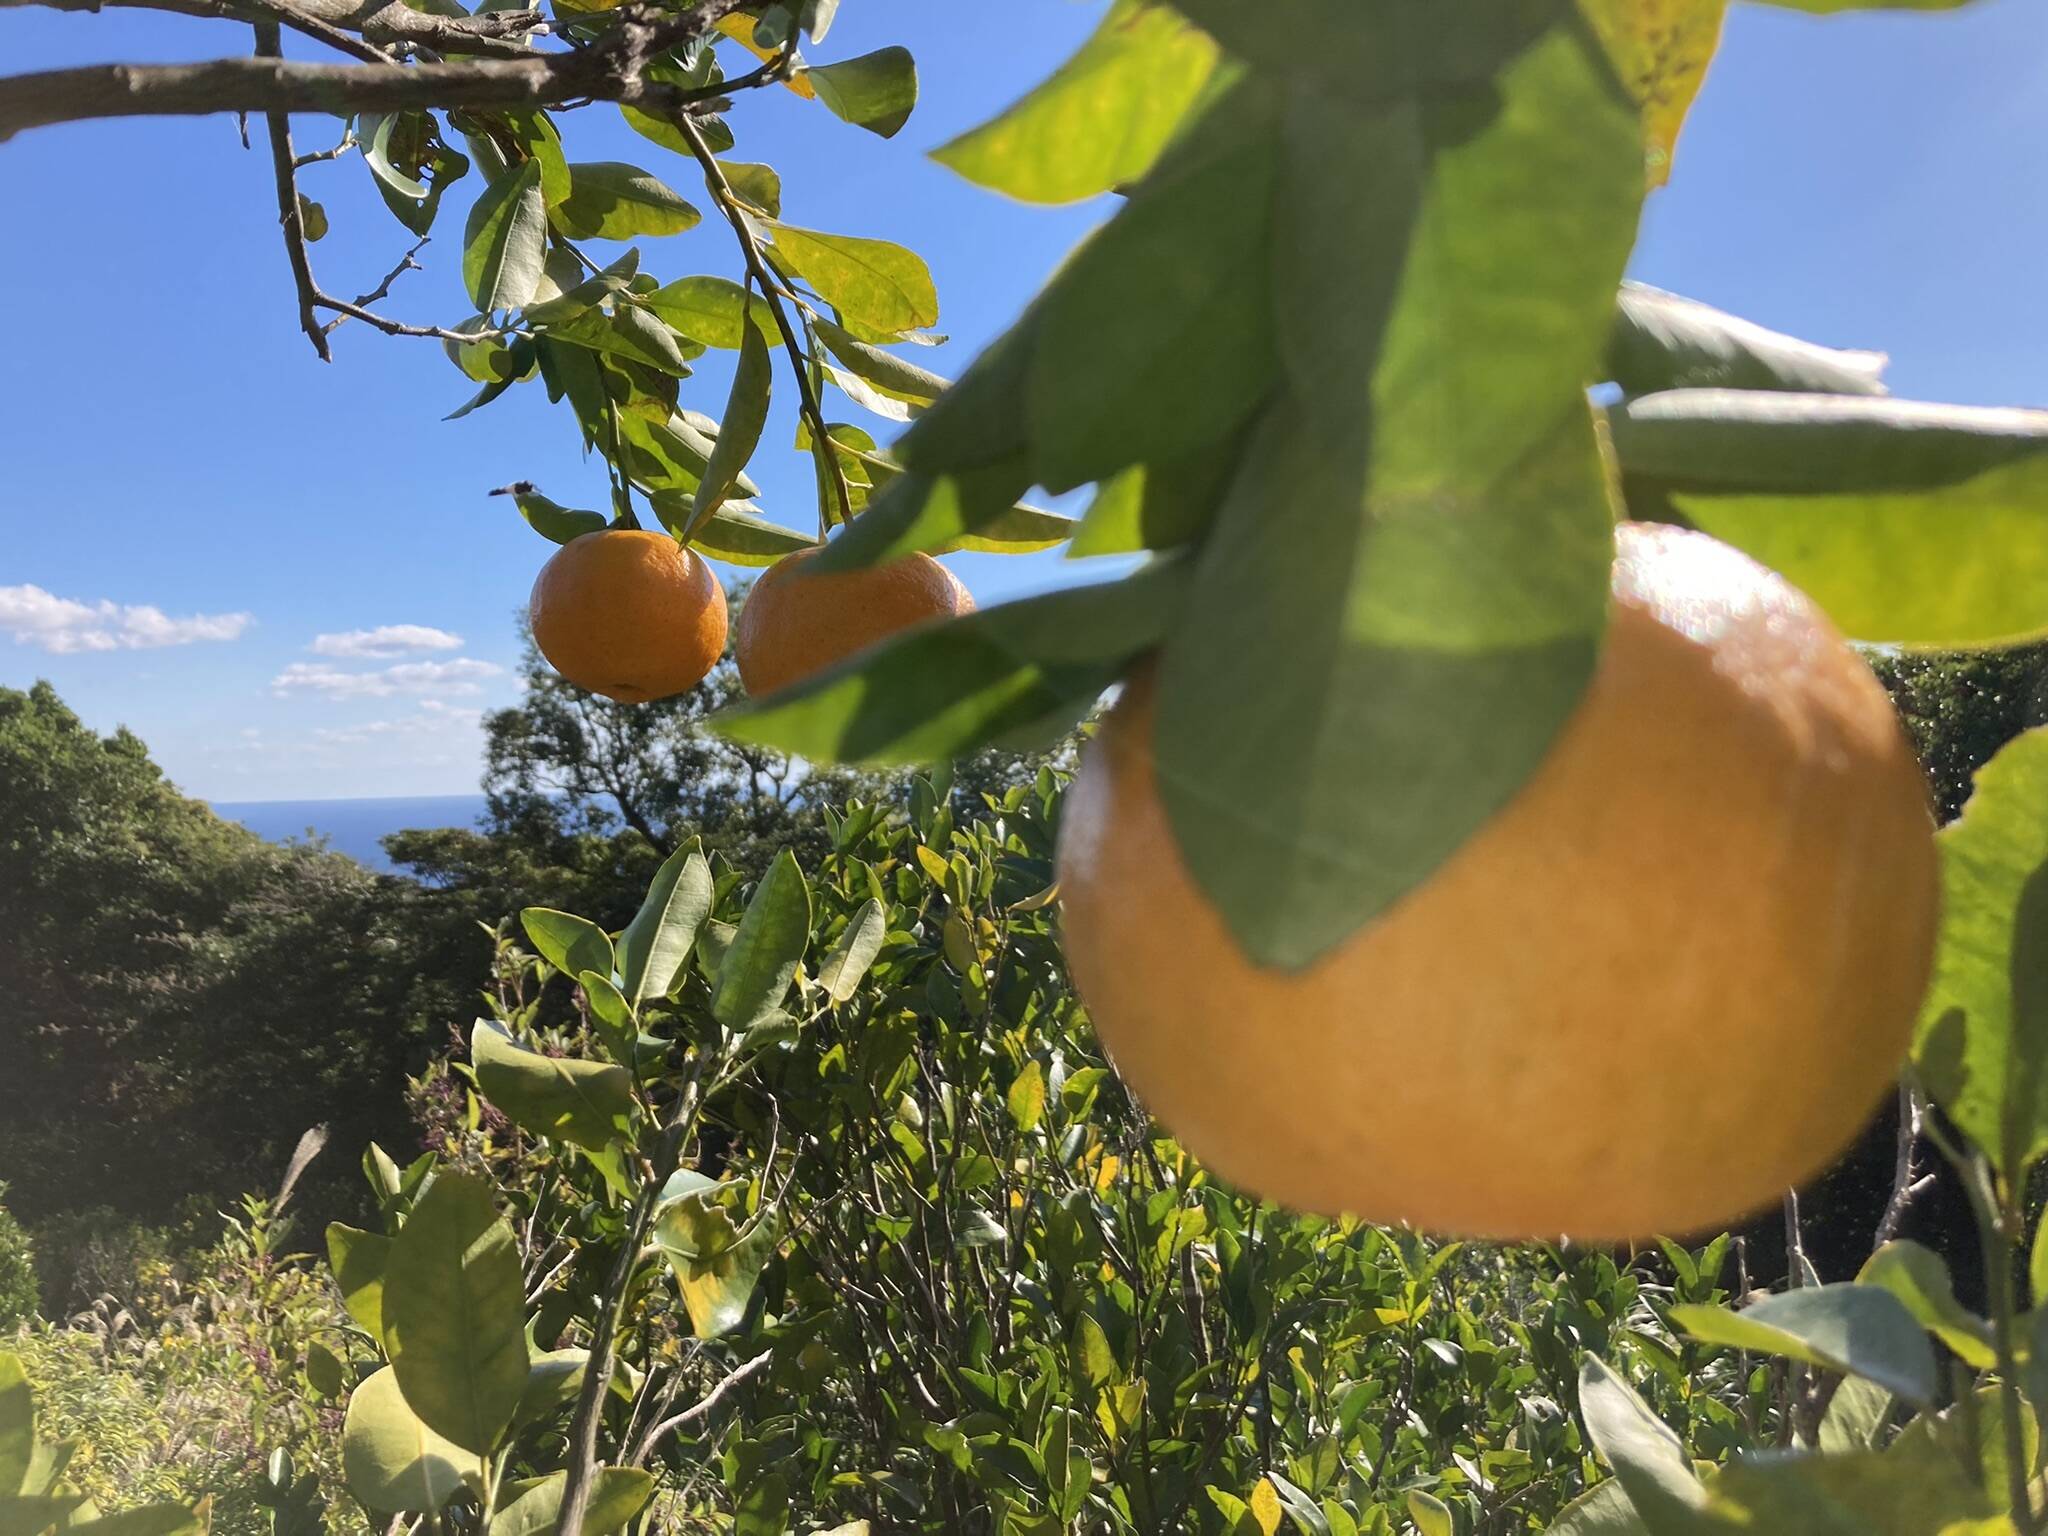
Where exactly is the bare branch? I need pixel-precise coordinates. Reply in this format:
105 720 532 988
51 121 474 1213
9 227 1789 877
322 233 428 334
0 0 756 138
255 22 332 362
6 0 394 64
627 1350 771 1466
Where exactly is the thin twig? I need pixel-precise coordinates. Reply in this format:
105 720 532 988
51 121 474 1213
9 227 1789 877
675 109 858 533
253 22 331 362
627 1349 771 1466
321 234 429 334
292 122 355 166
1872 1081 1933 1250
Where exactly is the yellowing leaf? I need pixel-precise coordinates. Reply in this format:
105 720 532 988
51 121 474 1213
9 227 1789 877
1248 1479 1283 1536
717 16 818 97
1579 0 1730 186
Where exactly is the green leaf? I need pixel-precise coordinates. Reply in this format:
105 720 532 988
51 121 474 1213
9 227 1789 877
341 1366 481 1513
735 1473 790 1536
1609 283 1887 398
2033 1204 2048 1312
381 1172 529 1453
1406 1493 1452 1536
1576 1357 1710 1529
767 224 937 335
933 0 1222 204
805 46 918 137
361 110 432 199
1856 1240 1996 1367
305 1339 347 1398
57 1506 205 1536
551 162 700 241
717 560 1186 765
463 159 548 313
1068 436 1240 558
688 313 773 533
497 486 607 546
489 1468 653 1536
816 897 886 1002
1155 13 1642 967
1703 1431 1996 1533
618 842 713 1006
815 320 948 408
1886 1387 2035 1517
710 849 812 1030
1669 1284 1939 1405
644 275 776 349
1916 727 2048 1179
808 457 1033 574
1006 1061 1047 1133
519 907 615 981
0 1353 30 1496
544 305 698 377
672 503 820 566
470 1020 634 1151
1816 1373 1895 1454
577 972 638 1068
1612 390 2048 645
719 160 783 215
501 110 571 207
512 1350 587 1431
522 249 641 327
1544 1479 1649 1536
327 1223 390 1338
1027 79 1275 493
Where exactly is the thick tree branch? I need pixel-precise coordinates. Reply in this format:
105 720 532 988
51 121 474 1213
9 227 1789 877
4 0 395 64
5 0 545 59
255 23 332 361
0 0 754 139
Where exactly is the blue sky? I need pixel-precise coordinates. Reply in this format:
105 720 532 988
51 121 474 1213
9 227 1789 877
1 0 2042 800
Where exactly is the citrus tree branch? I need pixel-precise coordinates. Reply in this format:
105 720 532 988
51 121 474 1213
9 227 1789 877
0 0 755 139
676 109 857 532
2 0 396 64
255 22 333 362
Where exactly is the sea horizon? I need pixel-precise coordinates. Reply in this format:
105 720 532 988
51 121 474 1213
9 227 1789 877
209 792 490 872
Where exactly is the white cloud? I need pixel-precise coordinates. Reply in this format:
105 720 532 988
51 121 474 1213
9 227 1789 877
310 624 464 659
312 705 485 746
0 584 253 654
272 658 503 699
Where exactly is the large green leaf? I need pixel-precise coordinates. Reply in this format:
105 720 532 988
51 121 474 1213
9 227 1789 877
1609 391 2048 645
1576 1358 1711 1531
57 1506 205 1536
1701 1434 1995 1534
550 162 699 241
1154 11 1642 967
767 224 938 336
326 1222 391 1338
815 320 948 409
805 46 918 138
0 1353 30 1496
521 249 639 327
1915 727 2048 1180
1856 1240 1995 1367
932 0 1223 204
1545 1479 1649 1536
1608 283 1887 398
1027 77 1277 493
470 1021 634 1152
341 1366 482 1514
618 841 713 1006
463 159 548 313
489 1468 654 1536
718 561 1187 765
810 458 1036 574
709 850 812 1031
519 907 615 982
1669 1283 1939 1405
667 502 820 566
380 1172 529 1454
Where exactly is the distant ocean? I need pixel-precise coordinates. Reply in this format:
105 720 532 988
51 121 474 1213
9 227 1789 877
210 794 490 873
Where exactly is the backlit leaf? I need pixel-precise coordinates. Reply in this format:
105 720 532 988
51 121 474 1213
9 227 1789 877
1669 1283 1939 1405
768 224 937 335
805 46 918 138
470 1020 634 1152
551 162 700 241
816 898 887 1002
463 159 548 313
1579 0 1729 186
341 1366 481 1513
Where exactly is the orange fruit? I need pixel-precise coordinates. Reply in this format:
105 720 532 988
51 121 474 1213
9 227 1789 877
1056 523 1938 1242
529 529 727 704
735 547 974 697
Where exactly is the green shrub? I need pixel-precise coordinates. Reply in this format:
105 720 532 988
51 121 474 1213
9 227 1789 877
0 1185 38 1327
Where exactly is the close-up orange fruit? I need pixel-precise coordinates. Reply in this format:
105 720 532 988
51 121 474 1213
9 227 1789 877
1056 523 1940 1243
529 529 728 704
734 547 974 697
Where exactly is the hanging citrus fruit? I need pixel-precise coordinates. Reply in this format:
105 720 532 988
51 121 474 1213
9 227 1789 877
735 547 973 698
529 529 728 704
1056 523 1939 1242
